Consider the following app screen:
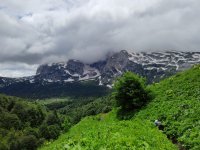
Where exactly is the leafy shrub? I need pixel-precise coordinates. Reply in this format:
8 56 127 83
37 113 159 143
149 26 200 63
0 113 21 130
0 141 8 150
45 111 61 126
9 140 20 150
24 127 39 138
19 135 38 150
39 124 61 140
27 106 45 127
113 72 152 111
9 135 38 150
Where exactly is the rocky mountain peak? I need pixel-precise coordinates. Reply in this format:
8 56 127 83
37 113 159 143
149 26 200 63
104 50 129 71
67 59 84 75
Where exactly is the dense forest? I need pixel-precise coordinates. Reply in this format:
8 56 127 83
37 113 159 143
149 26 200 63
0 80 110 99
0 95 62 150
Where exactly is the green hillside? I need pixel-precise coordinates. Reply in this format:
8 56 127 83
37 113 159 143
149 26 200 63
41 111 176 150
136 65 200 149
40 65 200 150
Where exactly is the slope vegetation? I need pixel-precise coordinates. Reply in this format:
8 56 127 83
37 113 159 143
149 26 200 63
41 111 176 150
40 65 200 150
136 65 200 149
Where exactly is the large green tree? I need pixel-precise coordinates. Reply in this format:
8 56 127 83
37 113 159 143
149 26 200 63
113 72 152 111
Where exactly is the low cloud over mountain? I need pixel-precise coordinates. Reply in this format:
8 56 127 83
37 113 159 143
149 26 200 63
0 0 200 77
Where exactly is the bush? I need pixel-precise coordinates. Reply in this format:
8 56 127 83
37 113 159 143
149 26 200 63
11 103 28 123
24 127 39 138
113 72 152 111
0 113 21 130
47 125 61 140
0 141 8 150
39 124 61 140
19 135 38 150
27 106 45 127
46 111 61 126
9 140 20 150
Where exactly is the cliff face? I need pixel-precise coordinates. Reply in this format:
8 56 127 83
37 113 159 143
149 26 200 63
66 60 84 75
35 50 200 85
99 50 143 84
36 59 99 82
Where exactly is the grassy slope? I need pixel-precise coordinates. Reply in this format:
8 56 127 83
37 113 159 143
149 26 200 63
41 111 176 150
136 65 200 149
40 65 200 150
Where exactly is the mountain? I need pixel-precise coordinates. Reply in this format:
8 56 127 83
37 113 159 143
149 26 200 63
0 50 199 98
31 50 200 85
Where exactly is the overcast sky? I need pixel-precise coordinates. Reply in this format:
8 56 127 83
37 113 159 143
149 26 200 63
0 0 200 77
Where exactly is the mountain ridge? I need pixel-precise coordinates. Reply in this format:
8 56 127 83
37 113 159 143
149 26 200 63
1 50 200 84
0 50 199 98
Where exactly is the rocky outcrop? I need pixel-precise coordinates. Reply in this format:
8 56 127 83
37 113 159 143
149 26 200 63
94 50 200 84
36 63 69 81
66 60 84 75
35 59 99 82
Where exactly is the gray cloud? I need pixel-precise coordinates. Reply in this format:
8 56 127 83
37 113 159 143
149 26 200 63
0 62 37 77
0 0 200 77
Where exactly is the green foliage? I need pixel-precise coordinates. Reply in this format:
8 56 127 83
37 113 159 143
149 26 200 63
24 127 39 138
40 111 177 150
45 101 72 110
58 96 114 125
0 141 8 150
113 72 152 111
11 102 45 127
40 65 200 150
0 94 63 150
8 135 38 150
46 111 61 126
0 112 21 130
135 65 200 149
0 80 110 99
39 96 114 128
1 65 200 149
19 135 38 150
39 124 61 140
